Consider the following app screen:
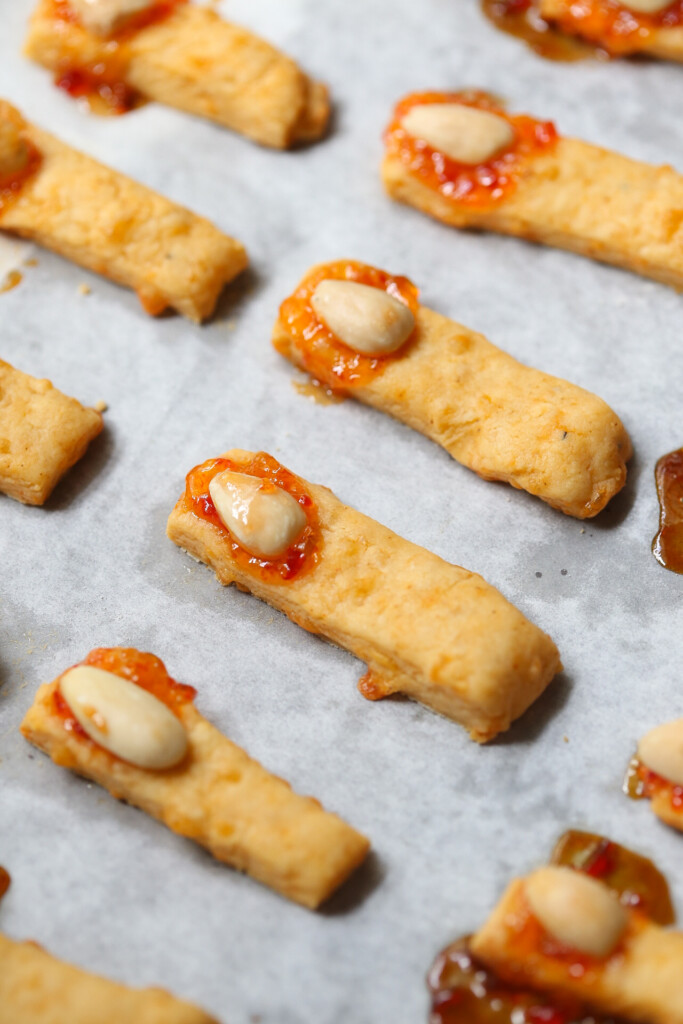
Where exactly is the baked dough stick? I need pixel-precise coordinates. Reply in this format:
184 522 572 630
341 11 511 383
0 358 103 505
471 868 683 1024
541 0 683 60
428 832 676 1023
626 719 683 833
21 648 369 909
274 261 632 518
0 100 247 321
166 450 561 742
382 90 683 291
24 0 330 148
0 933 219 1024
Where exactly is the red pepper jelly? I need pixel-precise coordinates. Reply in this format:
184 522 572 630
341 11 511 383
384 90 557 210
547 0 683 56
625 756 683 819
428 936 623 1024
276 260 419 392
550 829 674 925
652 447 683 574
480 0 608 60
49 0 188 115
184 452 321 583
0 105 42 221
54 647 196 743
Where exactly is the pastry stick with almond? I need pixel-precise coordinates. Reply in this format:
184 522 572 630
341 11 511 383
0 100 246 321
471 865 683 1024
625 718 683 832
382 89 683 291
167 449 561 742
540 0 683 61
274 260 632 519
21 648 369 909
25 0 330 147
429 830 677 1023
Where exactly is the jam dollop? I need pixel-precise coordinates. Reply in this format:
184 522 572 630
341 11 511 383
0 867 10 901
428 936 624 1024
54 647 196 742
276 260 419 392
480 0 608 59
625 755 683 816
428 832 669 1023
49 0 187 115
652 446 683 574
384 90 557 210
550 829 674 925
546 0 683 55
184 452 321 583
0 107 42 221
55 65 139 116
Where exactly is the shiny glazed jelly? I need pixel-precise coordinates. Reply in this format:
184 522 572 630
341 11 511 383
184 452 321 583
384 90 558 209
55 647 196 744
50 0 187 114
652 447 683 574
277 260 420 391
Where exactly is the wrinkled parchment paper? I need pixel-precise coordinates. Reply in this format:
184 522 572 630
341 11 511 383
1 2 682 1020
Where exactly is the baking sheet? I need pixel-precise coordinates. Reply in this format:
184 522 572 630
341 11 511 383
1 1 682 1020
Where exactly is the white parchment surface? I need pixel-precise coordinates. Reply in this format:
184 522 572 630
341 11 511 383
1 2 682 1021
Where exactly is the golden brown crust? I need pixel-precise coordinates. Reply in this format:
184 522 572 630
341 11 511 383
0 358 103 506
540 0 683 60
24 2 330 148
0 932 218 1024
167 451 561 742
21 680 369 909
274 280 632 518
0 101 247 322
471 877 683 1024
382 136 683 290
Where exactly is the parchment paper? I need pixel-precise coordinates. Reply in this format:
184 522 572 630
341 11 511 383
1 2 682 1021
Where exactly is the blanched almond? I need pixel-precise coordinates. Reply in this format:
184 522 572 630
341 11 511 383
209 470 307 558
525 867 627 957
638 719 683 786
60 665 188 770
69 0 153 35
400 103 515 166
311 280 415 356
620 0 672 12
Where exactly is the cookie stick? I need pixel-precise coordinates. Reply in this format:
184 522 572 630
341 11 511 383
382 90 683 291
24 0 330 148
21 648 369 909
471 867 683 1024
273 260 632 519
167 450 561 743
0 358 103 506
0 101 247 322
540 0 683 60
0 933 219 1024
